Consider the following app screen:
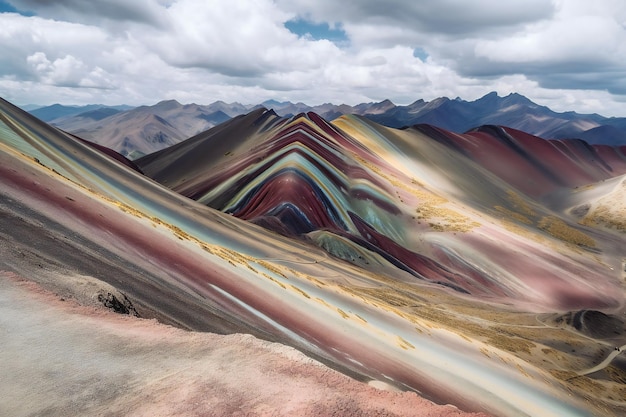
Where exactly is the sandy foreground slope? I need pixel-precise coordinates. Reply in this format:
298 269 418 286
0 272 487 417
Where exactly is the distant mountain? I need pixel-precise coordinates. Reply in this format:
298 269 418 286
74 107 122 121
356 92 622 143
50 100 256 158
259 100 314 117
17 104 42 111
577 124 626 145
259 93 626 146
29 103 132 122
201 100 252 117
42 93 626 158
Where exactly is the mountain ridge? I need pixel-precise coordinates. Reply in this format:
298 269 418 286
27 92 626 158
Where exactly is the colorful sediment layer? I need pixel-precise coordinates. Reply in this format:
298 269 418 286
1 97 626 416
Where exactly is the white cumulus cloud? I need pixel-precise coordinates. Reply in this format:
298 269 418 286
0 0 625 116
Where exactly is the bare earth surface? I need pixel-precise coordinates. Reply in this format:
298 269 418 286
0 273 488 417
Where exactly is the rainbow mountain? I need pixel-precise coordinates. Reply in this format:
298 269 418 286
1 97 626 417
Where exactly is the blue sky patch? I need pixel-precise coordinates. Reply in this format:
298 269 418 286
0 1 34 16
413 47 429 62
285 19 348 43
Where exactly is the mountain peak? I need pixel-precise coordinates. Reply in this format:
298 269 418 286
154 99 182 110
474 91 535 108
430 96 451 105
475 91 500 103
370 99 396 110
262 99 286 106
502 92 534 105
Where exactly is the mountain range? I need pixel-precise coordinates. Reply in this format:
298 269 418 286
2 95 626 416
29 92 626 158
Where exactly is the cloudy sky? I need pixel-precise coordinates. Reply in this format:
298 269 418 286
1 0 626 116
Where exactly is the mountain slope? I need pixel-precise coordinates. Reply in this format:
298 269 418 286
138 109 626 310
7 97 626 415
0 98 508 416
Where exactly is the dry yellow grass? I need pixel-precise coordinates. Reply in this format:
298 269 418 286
506 190 536 217
538 216 596 247
581 206 626 232
606 366 626 385
494 205 533 224
412 187 480 232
